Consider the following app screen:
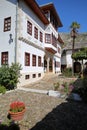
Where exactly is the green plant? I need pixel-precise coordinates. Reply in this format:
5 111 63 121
0 85 6 94
54 82 60 91
9 101 25 113
62 68 72 77
0 63 22 90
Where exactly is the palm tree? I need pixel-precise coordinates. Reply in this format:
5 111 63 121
70 21 80 76
70 22 80 52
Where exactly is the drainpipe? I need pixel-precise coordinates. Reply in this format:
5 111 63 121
15 0 19 63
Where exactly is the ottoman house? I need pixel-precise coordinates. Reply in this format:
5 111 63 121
0 0 64 87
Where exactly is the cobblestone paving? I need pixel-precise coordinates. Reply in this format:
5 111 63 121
0 90 65 130
0 74 86 130
24 73 76 90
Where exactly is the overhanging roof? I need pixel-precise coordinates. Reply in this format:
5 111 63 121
25 0 49 24
58 34 64 44
40 3 63 27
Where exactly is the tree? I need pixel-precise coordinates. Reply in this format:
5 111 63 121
70 21 80 75
72 48 87 71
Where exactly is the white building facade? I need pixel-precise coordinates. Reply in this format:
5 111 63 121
0 0 63 87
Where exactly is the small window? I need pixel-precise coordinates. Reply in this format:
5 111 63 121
1 52 8 65
4 17 11 32
27 21 32 35
38 73 41 77
32 74 36 78
25 75 30 79
40 31 43 42
25 52 30 66
34 27 38 39
45 33 51 43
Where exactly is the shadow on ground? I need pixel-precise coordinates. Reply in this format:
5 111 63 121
30 99 87 130
0 123 20 130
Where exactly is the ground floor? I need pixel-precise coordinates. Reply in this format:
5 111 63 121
18 52 61 87
61 60 87 74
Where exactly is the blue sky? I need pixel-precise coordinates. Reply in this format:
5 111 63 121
36 0 87 33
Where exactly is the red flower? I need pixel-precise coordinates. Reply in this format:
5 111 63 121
9 101 25 113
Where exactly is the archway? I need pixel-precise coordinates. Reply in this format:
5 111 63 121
74 62 81 73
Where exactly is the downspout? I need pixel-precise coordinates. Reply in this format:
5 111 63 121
15 0 19 63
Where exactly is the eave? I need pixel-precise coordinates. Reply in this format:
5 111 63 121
25 0 49 24
58 34 64 44
45 48 57 54
40 3 63 27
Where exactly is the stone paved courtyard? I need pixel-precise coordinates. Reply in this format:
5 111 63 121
0 74 87 130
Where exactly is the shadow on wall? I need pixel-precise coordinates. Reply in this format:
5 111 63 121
30 99 87 130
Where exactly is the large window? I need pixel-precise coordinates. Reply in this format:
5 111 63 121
27 21 32 35
25 52 30 66
4 17 11 32
38 56 41 66
34 27 38 39
32 54 36 66
40 31 43 42
1 52 8 65
45 33 51 43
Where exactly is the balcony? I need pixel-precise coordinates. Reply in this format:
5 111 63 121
45 33 57 54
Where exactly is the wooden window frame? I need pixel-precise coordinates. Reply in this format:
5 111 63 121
45 33 51 43
38 56 41 67
32 54 36 66
40 31 43 42
25 75 30 79
25 52 30 66
34 27 38 39
4 17 11 32
27 21 32 35
1 52 8 65
32 74 36 78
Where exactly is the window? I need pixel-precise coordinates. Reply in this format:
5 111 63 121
40 31 43 42
25 75 30 79
38 56 41 66
56 61 60 67
32 54 36 66
58 47 61 54
32 74 36 78
38 73 41 77
4 17 11 32
1 52 8 65
34 27 38 39
27 21 32 35
25 52 30 66
45 33 51 43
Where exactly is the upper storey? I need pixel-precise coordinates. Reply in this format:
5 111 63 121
40 3 63 30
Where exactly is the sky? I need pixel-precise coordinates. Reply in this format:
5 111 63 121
36 0 87 33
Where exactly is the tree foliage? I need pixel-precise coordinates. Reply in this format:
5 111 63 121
0 63 22 90
70 21 80 31
72 48 87 60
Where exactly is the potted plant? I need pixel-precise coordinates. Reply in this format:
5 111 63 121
54 82 60 91
8 101 26 121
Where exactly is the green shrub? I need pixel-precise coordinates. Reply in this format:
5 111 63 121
0 63 22 90
62 68 72 77
54 82 60 91
0 85 6 94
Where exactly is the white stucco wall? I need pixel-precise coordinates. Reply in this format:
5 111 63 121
66 50 72 68
18 0 45 49
0 0 17 65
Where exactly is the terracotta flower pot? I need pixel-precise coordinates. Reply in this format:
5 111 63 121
8 108 26 121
